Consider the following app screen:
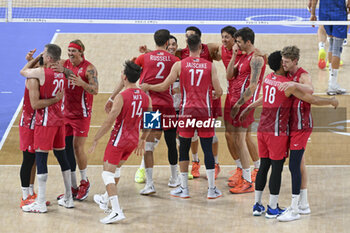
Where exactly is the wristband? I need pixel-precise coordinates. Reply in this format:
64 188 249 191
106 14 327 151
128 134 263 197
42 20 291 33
108 97 114 103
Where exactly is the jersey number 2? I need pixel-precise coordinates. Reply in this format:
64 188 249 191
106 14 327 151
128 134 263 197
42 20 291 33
52 79 64 96
155 62 165 79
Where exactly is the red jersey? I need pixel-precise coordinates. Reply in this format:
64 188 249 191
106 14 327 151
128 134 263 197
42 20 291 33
181 44 213 62
221 45 233 69
288 67 313 131
229 51 266 107
19 85 36 130
258 73 293 136
135 50 179 107
179 57 213 118
36 68 65 127
63 59 93 118
108 88 149 148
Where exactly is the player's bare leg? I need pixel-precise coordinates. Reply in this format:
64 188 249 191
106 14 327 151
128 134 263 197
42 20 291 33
73 136 90 200
327 36 346 95
190 133 200 178
246 126 260 182
212 135 220 179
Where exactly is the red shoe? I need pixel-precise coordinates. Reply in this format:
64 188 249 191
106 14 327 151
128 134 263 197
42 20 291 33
76 179 90 201
228 167 242 182
29 192 37 200
251 168 259 183
214 164 221 180
191 161 200 178
229 179 254 194
57 187 79 200
20 196 35 208
228 175 243 188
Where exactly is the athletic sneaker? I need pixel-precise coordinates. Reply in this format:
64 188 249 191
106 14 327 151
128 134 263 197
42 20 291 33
214 164 221 179
76 179 90 201
229 179 254 194
100 210 125 224
29 192 37 200
207 187 222 199
327 83 346 95
94 194 108 210
265 204 285 219
253 202 265 216
191 161 200 178
188 172 194 180
58 196 74 208
168 176 181 188
318 48 326 61
170 186 190 199
251 168 259 183
298 204 311 215
344 39 348 46
277 206 300 222
22 201 47 213
140 183 156 195
228 167 242 182
20 196 35 208
57 187 79 200
228 175 243 188
134 168 146 183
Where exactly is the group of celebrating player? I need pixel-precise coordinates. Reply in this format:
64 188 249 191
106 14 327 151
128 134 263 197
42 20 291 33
17 25 339 224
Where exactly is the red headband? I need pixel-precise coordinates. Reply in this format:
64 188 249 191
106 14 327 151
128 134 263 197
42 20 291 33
68 43 83 51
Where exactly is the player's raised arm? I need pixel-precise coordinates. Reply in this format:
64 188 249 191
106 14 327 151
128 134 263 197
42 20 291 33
226 43 239 80
20 53 45 84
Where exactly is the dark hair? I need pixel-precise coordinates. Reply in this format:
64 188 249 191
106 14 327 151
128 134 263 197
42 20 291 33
234 27 255 44
187 34 201 52
186 26 202 38
154 29 170 46
169 35 177 43
268 51 282 72
45 44 61 62
221 26 237 37
124 60 142 83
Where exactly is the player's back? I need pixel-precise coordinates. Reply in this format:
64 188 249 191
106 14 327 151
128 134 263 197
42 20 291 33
20 85 36 129
179 57 213 117
258 72 293 136
109 88 149 148
36 68 65 127
63 59 93 118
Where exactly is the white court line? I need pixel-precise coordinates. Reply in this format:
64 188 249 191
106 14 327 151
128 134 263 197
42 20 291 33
0 91 12 94
0 32 58 151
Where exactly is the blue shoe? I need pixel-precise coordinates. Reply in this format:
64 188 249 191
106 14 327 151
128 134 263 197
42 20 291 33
253 202 265 216
265 204 285 219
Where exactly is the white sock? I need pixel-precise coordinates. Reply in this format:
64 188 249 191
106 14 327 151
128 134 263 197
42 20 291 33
291 194 300 211
37 174 48 205
80 168 87 181
62 170 72 199
145 168 153 185
29 184 34 196
329 62 332 72
319 42 325 50
299 189 309 207
242 168 252 183
170 164 178 179
269 194 279 209
253 160 260 169
103 191 109 199
192 153 199 162
21 187 29 200
235 159 242 169
331 68 338 85
206 169 215 189
255 190 263 204
140 156 145 169
109 195 121 213
180 172 188 189
71 171 78 189
214 155 219 164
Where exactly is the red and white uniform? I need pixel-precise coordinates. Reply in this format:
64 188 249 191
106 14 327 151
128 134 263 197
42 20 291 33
19 86 36 153
104 88 149 165
63 59 93 137
34 68 66 150
229 51 266 128
288 67 313 150
178 57 215 138
257 73 293 160
135 50 179 129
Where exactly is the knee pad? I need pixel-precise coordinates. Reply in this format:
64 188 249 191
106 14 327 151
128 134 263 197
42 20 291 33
328 37 334 53
212 134 218 144
114 167 121 178
145 138 160 152
191 130 198 142
332 37 344 58
102 171 115 186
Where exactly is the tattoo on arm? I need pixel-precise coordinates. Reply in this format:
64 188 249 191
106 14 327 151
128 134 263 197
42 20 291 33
63 68 74 78
86 68 99 94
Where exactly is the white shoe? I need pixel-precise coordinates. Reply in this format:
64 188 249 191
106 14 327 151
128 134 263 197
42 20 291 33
94 194 108 210
58 196 74 208
277 207 300 222
170 186 190 198
168 176 181 188
328 83 346 95
100 210 125 224
207 186 222 199
344 39 348 46
22 201 47 213
298 204 311 215
140 183 156 195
